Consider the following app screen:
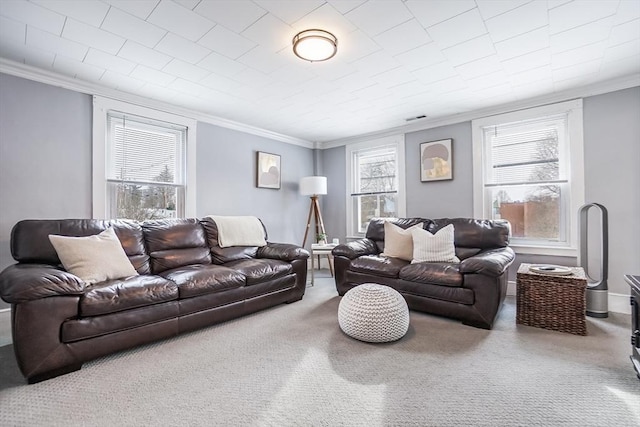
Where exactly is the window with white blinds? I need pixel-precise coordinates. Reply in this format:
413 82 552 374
484 115 566 187
472 100 584 255
106 112 187 220
347 136 406 236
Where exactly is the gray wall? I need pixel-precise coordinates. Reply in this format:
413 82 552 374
319 145 346 243
196 123 313 245
582 87 640 295
0 73 93 309
320 86 640 296
405 122 474 218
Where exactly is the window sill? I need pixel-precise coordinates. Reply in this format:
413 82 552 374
511 244 577 258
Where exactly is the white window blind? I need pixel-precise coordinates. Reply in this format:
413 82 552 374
352 145 398 196
106 112 187 220
483 114 567 188
107 113 185 184
347 139 405 236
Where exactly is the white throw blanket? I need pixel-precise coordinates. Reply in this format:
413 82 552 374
206 215 267 248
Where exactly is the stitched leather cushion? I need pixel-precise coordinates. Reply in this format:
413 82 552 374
201 217 266 264
223 259 291 285
399 262 463 287
349 256 409 279
10 219 150 274
143 218 212 274
80 275 178 317
160 264 246 299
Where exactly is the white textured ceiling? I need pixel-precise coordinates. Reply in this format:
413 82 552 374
1 0 639 143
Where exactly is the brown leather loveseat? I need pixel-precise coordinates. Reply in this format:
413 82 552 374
332 218 514 329
0 217 308 383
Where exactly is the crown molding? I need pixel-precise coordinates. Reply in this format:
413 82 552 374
319 73 640 149
0 59 314 149
2 58 638 151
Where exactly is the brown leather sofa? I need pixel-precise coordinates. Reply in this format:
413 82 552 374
0 217 308 383
332 218 515 329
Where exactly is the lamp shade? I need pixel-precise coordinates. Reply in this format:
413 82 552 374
300 176 327 196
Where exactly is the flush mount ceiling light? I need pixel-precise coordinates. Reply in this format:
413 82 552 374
292 29 337 62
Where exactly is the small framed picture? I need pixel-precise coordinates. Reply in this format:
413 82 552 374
257 151 281 189
420 139 453 182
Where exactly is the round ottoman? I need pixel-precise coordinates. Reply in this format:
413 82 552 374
338 283 410 343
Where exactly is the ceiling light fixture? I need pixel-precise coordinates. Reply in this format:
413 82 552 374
292 29 338 62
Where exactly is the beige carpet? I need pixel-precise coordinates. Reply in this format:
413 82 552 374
0 275 638 426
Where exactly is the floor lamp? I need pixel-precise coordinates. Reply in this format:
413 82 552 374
300 176 327 248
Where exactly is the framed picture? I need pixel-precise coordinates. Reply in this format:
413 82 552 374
420 139 453 182
256 151 281 189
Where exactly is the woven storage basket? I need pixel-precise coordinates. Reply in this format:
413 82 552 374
516 263 587 335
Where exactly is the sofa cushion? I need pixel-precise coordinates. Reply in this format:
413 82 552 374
80 275 178 317
148 248 212 274
224 259 292 285
350 255 409 278
399 262 463 287
428 218 510 253
205 215 267 248
49 228 139 285
11 219 150 274
411 225 460 263
160 264 246 299
381 222 423 261
143 219 212 273
201 217 265 264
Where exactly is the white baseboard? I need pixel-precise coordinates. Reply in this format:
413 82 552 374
609 293 631 315
507 281 631 315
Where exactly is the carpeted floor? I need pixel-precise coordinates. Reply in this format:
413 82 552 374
0 274 638 426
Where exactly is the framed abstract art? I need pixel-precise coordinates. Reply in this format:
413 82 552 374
420 139 453 182
257 151 281 189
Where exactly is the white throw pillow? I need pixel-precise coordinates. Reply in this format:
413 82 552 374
411 224 460 263
49 228 138 284
381 222 423 261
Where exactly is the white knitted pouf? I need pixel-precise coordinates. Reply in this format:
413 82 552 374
338 283 410 343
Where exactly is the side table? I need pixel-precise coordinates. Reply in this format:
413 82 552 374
516 263 587 335
310 243 337 286
624 274 640 379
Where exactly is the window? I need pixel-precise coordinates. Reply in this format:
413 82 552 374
346 135 406 237
107 113 186 220
472 100 585 255
93 97 197 220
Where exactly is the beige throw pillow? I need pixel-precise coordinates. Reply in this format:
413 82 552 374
49 228 138 284
381 222 423 261
411 224 460 263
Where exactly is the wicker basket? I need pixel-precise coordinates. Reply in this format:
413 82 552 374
516 263 587 335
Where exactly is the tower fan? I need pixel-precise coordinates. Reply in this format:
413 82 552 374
577 203 609 318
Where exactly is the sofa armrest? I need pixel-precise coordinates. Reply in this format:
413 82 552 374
257 243 309 261
0 264 85 304
459 247 515 277
332 239 378 260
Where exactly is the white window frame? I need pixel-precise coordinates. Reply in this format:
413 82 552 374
472 99 585 256
92 96 197 219
346 134 406 238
